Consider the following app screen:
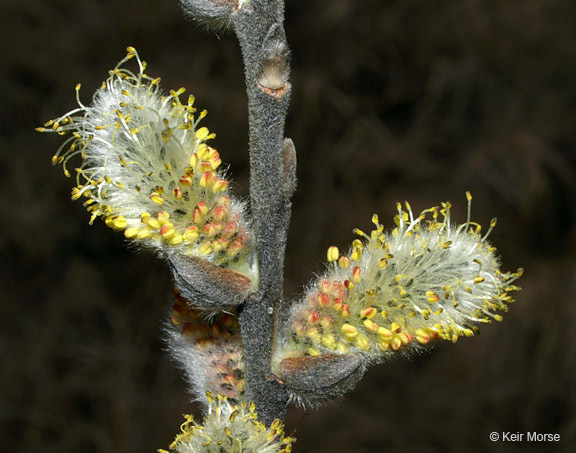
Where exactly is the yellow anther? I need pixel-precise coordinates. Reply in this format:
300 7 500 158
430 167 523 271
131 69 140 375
146 218 161 230
371 214 379 225
308 347 320 357
442 241 452 249
71 187 82 200
466 191 472 201
378 258 388 268
137 228 151 239
353 228 366 237
195 127 210 140
198 241 213 256
321 334 337 350
213 179 229 192
307 327 320 342
363 319 379 332
341 323 358 339
197 143 208 159
150 192 164 205
494 315 503 322
415 328 430 344
360 307 377 319
209 154 222 171
390 322 402 333
124 227 139 239
189 153 198 168
391 337 402 350
338 342 349 353
184 226 199 242
167 233 184 246
160 223 175 239
352 266 361 283
399 331 412 345
463 328 474 337
327 246 339 262
110 216 127 230
474 276 485 284
157 211 170 225
338 256 350 268
170 87 186 98
426 291 440 303
377 327 392 339
199 171 215 188
354 334 370 351
378 340 390 352
306 327 322 343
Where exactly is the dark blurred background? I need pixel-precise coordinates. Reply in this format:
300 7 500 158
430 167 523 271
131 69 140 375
1 0 575 451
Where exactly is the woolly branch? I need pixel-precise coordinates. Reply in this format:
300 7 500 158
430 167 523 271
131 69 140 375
231 0 293 425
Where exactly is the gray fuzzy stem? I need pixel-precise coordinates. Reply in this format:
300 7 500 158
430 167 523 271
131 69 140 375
232 0 292 424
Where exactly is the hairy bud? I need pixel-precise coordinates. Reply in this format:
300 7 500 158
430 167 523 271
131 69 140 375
275 354 365 408
179 0 249 31
167 288 247 402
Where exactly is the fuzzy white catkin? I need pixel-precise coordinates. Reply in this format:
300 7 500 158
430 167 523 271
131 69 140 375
162 393 294 453
40 47 256 281
280 196 523 363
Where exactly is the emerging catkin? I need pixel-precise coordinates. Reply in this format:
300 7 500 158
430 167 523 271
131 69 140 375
160 392 294 453
280 194 522 362
39 47 256 281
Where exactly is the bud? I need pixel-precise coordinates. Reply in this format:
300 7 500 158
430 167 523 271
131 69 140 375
166 288 247 402
178 0 250 31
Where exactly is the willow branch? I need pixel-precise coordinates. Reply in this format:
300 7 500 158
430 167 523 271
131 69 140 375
231 0 293 424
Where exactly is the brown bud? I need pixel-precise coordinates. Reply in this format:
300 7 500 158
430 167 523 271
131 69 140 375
169 254 253 309
277 354 365 406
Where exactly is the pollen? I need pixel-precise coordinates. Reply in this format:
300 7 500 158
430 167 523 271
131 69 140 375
327 246 339 262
